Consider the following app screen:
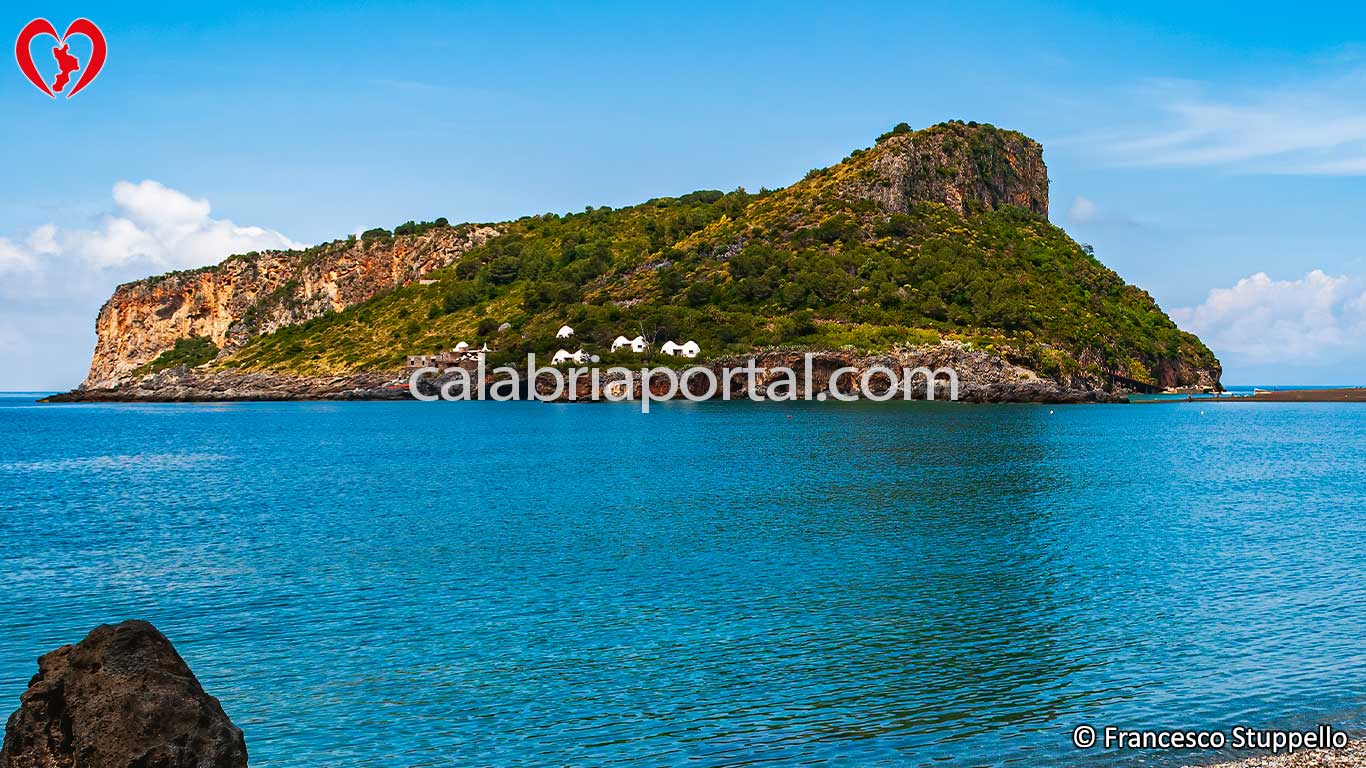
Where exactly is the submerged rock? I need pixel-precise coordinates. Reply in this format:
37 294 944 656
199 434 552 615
0 620 246 768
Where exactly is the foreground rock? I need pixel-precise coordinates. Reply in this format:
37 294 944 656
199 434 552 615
1199 741 1366 767
0 620 247 768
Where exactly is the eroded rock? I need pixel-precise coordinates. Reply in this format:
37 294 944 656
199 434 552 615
0 620 246 768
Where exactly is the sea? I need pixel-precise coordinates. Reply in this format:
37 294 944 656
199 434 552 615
2 392 1364 767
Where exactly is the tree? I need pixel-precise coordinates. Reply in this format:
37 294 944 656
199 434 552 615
489 255 520 285
685 281 715 307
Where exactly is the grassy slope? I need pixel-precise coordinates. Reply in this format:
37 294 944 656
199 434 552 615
220 123 1218 384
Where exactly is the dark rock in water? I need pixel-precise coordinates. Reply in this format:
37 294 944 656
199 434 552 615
0 620 246 768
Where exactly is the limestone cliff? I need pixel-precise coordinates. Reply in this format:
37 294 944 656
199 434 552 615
83 224 498 388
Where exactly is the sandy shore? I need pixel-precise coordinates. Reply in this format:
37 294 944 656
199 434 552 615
1200 742 1366 767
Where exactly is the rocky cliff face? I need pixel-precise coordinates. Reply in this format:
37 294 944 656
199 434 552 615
83 224 498 388
0 620 246 768
844 122 1048 217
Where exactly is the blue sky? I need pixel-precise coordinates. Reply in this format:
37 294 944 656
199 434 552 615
5 0 1366 388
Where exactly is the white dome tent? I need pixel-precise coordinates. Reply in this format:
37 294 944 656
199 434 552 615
660 340 700 357
611 335 648 353
552 349 589 364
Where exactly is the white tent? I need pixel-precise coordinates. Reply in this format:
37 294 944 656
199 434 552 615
552 349 589 364
556 325 575 338
678 340 700 358
610 336 648 353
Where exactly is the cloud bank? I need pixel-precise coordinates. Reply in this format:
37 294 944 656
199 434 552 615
0 181 302 390
1171 270 1366 365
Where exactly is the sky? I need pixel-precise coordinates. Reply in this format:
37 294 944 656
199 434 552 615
5 0 1366 389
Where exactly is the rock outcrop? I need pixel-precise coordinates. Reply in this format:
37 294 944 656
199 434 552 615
84 224 499 389
0 621 246 768
844 122 1049 217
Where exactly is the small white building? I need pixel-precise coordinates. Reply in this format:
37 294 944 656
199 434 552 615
454 341 470 352
660 340 701 358
556 325 575 339
611 335 648 353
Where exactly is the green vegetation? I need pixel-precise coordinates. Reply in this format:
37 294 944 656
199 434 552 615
216 122 1217 383
131 336 219 377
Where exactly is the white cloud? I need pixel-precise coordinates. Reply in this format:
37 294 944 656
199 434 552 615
1 181 303 283
1066 195 1143 229
0 238 37 273
1069 196 1100 223
27 180 304 272
0 180 303 296
1099 69 1366 174
27 225 59 255
1171 270 1366 364
0 181 303 390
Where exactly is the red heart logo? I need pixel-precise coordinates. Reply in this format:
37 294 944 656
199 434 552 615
15 18 106 98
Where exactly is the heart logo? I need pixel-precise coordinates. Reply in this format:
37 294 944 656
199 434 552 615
15 18 106 98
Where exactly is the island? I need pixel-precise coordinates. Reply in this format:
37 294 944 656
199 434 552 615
49 121 1221 404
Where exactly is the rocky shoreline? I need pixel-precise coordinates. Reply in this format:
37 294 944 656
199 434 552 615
43 346 1127 404
1198 742 1366 767
42 369 410 402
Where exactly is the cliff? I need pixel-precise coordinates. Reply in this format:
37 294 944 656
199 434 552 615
73 121 1221 399
840 122 1048 217
84 224 498 388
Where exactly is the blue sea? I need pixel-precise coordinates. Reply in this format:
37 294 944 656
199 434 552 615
2 393 1365 767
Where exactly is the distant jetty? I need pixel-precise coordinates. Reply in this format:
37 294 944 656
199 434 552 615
1229 388 1366 403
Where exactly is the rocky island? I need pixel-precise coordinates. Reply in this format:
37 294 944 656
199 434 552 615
50 121 1221 403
